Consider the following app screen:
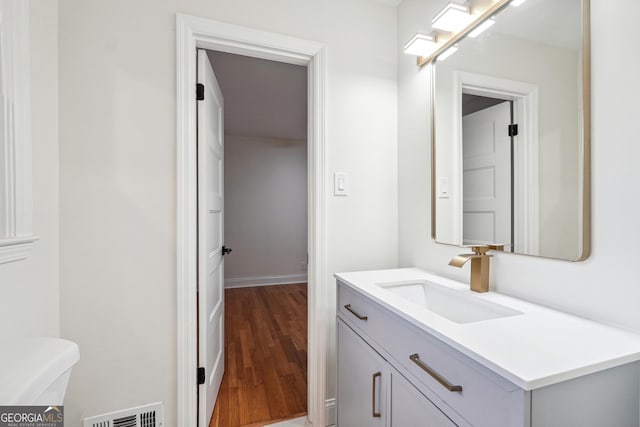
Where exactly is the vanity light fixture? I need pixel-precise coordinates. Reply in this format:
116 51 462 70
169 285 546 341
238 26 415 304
437 45 459 61
403 33 438 57
416 0 513 67
468 18 495 38
510 0 527 6
432 2 472 32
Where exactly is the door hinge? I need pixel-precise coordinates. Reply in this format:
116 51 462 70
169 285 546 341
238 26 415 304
508 124 518 137
196 83 205 101
197 367 205 385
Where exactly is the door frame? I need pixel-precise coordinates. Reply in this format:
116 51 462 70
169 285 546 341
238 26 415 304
452 71 539 255
176 15 327 427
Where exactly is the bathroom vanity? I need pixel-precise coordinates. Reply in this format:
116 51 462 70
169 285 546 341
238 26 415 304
336 269 640 427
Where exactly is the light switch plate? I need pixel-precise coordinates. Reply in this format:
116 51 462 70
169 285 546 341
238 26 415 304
438 177 449 198
334 172 348 196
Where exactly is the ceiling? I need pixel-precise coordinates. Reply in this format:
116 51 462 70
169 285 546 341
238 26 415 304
207 51 307 141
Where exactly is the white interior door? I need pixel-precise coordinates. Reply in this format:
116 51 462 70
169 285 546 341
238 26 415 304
462 101 511 246
197 49 225 427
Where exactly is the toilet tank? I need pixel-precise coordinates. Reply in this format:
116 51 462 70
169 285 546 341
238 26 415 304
0 338 80 405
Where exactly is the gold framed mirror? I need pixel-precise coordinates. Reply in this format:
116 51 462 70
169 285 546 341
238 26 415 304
429 0 590 261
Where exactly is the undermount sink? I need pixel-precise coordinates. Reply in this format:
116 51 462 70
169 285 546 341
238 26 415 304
378 280 522 324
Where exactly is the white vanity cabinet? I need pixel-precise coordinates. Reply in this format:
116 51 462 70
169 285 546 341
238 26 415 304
338 318 455 427
337 318 388 427
336 276 640 427
390 366 456 427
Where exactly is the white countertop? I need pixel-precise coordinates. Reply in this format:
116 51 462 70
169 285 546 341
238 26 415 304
335 268 640 391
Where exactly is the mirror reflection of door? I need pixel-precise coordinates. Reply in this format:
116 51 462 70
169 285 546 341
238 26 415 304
462 94 514 250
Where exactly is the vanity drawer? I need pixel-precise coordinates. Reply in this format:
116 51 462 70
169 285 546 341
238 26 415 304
385 316 522 427
338 283 374 331
338 282 392 347
337 280 525 427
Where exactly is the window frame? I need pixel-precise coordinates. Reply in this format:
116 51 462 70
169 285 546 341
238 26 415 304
0 0 38 265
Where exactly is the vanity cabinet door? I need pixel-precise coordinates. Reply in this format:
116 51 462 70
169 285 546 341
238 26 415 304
338 319 388 427
391 370 457 427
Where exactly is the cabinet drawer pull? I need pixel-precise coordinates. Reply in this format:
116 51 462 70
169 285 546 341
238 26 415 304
344 304 368 321
409 353 463 392
372 371 382 418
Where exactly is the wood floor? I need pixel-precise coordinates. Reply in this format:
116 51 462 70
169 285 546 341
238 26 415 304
209 283 308 427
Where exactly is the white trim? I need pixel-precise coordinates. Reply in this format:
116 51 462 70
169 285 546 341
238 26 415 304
452 71 539 254
0 0 37 258
176 15 327 427
0 235 38 264
224 274 308 289
324 398 336 427
263 416 309 427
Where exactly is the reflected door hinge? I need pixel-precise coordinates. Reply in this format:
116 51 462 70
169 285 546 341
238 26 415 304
508 124 518 137
197 367 205 385
196 83 205 101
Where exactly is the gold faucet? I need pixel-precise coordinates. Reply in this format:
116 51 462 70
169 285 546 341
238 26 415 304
449 245 504 293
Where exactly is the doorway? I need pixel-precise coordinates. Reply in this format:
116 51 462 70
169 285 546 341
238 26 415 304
452 71 540 255
461 94 514 249
176 15 327 427
206 50 309 426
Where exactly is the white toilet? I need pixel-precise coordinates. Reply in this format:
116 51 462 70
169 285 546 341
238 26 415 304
0 337 80 405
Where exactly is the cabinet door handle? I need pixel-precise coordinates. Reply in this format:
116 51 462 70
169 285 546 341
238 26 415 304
372 371 382 418
409 353 463 392
344 304 368 321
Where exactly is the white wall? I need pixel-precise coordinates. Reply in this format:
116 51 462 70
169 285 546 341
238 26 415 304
58 0 397 425
0 0 59 339
398 0 640 336
224 135 307 287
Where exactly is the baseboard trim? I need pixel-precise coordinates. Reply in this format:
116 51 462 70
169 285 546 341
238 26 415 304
325 398 336 427
224 274 308 289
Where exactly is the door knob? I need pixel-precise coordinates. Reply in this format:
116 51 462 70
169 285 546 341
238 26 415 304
222 246 232 256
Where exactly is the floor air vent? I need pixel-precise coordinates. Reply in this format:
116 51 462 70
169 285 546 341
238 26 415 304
83 402 164 427
113 415 136 427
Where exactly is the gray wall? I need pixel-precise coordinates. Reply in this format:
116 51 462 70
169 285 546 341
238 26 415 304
224 135 308 287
